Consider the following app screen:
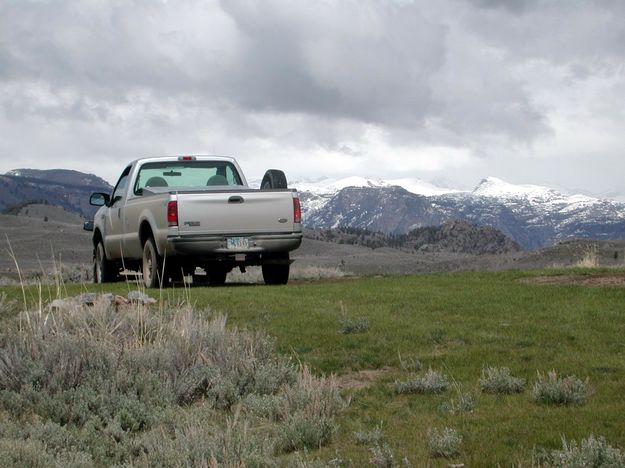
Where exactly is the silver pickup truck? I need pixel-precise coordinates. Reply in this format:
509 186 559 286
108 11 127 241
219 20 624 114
88 155 302 287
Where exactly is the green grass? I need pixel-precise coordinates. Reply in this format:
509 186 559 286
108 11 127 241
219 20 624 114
2 269 625 466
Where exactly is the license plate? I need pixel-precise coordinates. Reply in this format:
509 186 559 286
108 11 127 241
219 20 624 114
227 237 249 250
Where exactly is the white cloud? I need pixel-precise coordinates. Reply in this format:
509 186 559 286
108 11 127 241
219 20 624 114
0 0 624 193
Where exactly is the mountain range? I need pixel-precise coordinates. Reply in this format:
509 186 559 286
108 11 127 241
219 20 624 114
293 176 625 250
0 169 112 218
3 168 625 250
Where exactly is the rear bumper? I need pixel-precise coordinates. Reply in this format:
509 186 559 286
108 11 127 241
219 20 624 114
166 232 303 257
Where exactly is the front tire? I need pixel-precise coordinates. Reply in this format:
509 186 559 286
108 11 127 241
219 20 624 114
142 237 164 288
94 241 118 283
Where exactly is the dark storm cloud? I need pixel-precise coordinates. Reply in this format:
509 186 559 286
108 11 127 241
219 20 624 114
218 0 447 128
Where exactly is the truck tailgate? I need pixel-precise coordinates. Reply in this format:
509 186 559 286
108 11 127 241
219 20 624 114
176 190 296 235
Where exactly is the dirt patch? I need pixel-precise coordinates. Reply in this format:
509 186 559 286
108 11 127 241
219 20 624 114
336 367 394 391
521 274 625 287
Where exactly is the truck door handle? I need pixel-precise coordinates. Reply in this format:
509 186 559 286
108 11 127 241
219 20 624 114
228 196 244 204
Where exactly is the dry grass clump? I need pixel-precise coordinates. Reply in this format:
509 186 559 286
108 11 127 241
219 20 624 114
575 247 599 268
0 298 346 465
395 369 449 395
398 354 422 372
534 435 625 467
428 427 462 458
0 293 16 318
532 371 591 406
479 366 526 394
440 392 476 414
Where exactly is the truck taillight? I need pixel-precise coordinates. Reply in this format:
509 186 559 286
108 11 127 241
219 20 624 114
167 201 178 227
293 197 302 224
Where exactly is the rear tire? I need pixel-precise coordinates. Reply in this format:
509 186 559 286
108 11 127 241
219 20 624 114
94 241 118 283
261 169 287 189
142 237 165 288
262 263 290 285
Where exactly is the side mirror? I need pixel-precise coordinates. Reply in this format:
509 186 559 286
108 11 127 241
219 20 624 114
83 220 94 232
90 192 110 207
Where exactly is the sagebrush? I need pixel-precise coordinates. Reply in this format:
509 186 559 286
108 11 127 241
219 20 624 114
532 370 590 406
479 366 526 394
0 297 346 465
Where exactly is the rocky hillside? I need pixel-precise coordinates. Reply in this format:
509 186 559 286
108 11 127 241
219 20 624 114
306 220 520 255
399 220 521 254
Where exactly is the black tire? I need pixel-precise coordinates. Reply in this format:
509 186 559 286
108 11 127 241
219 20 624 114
261 169 287 189
142 237 165 288
94 241 118 283
262 263 290 285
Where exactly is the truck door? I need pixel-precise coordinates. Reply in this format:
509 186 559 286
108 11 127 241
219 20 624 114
103 166 131 259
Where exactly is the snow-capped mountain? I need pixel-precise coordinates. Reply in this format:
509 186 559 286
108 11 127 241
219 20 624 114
297 175 625 250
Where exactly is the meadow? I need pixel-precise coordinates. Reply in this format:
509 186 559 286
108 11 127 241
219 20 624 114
1 269 624 466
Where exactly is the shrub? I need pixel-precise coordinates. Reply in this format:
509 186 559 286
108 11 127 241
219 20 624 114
275 413 337 453
428 427 462 458
394 369 449 394
479 366 526 394
339 316 370 334
354 423 383 445
0 298 346 464
534 435 625 467
369 442 397 467
532 371 591 406
137 406 275 467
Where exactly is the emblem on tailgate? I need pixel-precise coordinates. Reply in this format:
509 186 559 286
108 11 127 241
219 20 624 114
184 221 201 227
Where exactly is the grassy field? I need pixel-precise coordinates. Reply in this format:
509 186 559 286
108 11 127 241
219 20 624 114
1 269 624 466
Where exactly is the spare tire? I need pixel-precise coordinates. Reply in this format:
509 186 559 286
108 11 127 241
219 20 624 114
261 169 287 189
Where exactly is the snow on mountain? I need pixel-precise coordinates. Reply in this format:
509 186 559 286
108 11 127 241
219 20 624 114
472 176 596 206
293 176 457 196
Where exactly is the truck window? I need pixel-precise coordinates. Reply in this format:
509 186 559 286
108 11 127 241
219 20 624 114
134 161 243 194
111 166 131 204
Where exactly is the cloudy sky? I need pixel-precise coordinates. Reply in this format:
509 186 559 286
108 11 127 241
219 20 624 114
1 0 624 195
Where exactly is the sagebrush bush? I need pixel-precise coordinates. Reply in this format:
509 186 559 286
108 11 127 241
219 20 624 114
428 427 462 458
534 435 625 467
479 366 526 394
369 442 397 468
338 316 370 334
394 369 449 394
354 424 383 445
532 371 590 406
0 298 346 465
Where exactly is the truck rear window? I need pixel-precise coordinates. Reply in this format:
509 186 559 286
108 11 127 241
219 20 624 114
134 161 243 194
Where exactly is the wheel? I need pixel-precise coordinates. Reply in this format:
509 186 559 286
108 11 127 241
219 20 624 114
207 268 227 286
261 169 287 189
94 241 118 283
142 237 165 288
262 263 290 285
